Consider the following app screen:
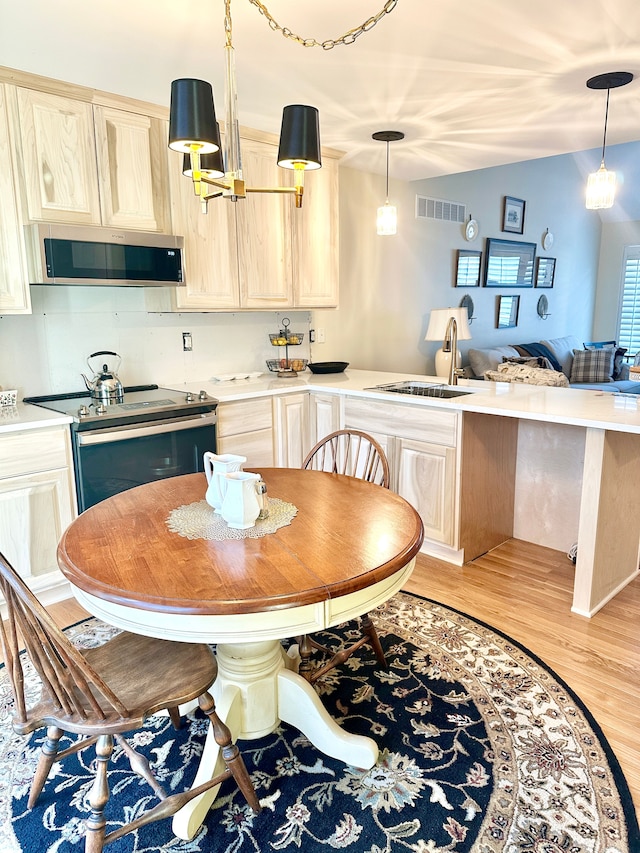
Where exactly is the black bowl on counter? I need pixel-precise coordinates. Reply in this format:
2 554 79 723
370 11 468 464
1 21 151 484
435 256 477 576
307 362 349 374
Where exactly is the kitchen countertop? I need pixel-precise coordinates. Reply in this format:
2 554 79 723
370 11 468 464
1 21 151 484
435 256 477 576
10 368 640 436
167 368 640 435
0 402 73 435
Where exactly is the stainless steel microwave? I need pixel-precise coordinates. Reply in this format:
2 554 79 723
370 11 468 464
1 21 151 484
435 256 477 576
26 223 185 286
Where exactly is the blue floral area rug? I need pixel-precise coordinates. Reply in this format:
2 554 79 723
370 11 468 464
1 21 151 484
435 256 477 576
1 592 638 852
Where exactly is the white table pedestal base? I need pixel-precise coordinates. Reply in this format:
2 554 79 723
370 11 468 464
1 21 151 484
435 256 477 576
172 638 378 840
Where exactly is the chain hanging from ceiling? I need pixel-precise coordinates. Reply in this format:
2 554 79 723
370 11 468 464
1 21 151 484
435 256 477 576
247 0 399 49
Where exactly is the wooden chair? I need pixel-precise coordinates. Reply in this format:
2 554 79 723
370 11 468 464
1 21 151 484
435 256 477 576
300 429 391 683
0 550 261 853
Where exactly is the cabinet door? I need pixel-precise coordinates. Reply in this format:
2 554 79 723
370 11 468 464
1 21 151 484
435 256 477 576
0 84 30 313
395 437 456 546
14 88 101 224
216 398 274 467
168 148 240 310
293 156 339 308
94 106 171 232
236 137 293 308
309 392 341 447
273 393 309 468
0 468 75 579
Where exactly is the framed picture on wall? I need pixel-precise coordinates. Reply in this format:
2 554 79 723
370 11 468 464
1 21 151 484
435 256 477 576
502 196 526 234
484 238 536 287
497 294 520 329
454 249 481 287
535 256 556 288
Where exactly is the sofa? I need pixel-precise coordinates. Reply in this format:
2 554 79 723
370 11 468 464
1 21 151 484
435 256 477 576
467 334 640 393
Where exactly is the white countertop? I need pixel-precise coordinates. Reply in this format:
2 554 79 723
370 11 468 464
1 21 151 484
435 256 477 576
0 402 73 435
10 369 640 436
166 368 640 434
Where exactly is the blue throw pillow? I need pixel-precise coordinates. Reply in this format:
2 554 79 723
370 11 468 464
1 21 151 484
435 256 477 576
583 340 616 349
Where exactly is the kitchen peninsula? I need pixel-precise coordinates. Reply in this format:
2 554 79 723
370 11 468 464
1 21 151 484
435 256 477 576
8 368 640 619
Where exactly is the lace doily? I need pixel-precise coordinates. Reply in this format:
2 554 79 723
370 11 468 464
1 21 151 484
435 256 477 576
166 498 297 540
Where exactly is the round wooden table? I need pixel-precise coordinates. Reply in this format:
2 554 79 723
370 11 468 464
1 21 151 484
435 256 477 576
57 469 424 839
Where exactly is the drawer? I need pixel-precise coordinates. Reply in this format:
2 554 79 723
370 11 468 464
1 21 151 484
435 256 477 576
344 397 459 447
217 398 273 437
0 425 70 479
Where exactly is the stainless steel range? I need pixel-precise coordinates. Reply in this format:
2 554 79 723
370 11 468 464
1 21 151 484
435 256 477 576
24 385 217 512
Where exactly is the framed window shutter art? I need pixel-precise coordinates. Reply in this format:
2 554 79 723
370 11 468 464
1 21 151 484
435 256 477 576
484 238 536 287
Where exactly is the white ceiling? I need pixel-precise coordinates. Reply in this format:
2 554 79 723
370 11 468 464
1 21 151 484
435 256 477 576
2 0 640 182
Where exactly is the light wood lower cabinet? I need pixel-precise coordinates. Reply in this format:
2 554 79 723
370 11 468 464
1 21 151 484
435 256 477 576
0 425 76 596
395 437 456 545
343 397 461 555
308 392 341 448
273 393 309 468
216 398 275 468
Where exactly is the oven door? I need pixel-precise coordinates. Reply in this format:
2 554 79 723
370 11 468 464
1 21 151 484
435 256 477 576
73 412 216 512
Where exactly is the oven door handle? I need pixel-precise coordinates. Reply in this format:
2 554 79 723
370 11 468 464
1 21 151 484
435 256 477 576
76 412 217 446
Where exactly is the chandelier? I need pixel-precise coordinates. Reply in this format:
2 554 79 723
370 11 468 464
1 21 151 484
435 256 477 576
168 0 399 213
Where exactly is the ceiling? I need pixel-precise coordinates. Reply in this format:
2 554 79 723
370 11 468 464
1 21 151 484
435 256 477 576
2 0 640 182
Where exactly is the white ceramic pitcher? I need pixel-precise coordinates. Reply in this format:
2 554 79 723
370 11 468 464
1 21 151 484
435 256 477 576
220 471 261 529
203 452 247 513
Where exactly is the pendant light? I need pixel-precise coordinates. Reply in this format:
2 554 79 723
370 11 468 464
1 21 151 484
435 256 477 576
372 130 404 235
585 71 633 210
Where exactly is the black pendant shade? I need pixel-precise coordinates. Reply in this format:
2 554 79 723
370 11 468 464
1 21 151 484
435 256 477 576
277 105 322 170
169 78 221 154
182 149 225 179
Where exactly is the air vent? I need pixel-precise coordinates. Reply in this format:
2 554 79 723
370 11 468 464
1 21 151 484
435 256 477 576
416 195 467 223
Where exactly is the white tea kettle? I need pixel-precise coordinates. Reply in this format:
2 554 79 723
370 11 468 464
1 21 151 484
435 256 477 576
81 351 124 402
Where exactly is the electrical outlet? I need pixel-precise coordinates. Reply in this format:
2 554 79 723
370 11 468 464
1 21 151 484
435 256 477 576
316 328 326 343
182 331 193 352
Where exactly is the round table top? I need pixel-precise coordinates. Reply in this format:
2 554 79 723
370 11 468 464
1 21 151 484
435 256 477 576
57 470 424 617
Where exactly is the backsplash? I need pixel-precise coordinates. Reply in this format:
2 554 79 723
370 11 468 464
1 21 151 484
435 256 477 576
0 286 311 397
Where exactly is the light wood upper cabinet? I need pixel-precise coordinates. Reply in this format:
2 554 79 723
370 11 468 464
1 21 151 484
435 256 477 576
93 106 171 232
13 87 101 225
11 85 172 232
236 138 293 309
0 84 30 313
168 147 240 310
293 155 339 308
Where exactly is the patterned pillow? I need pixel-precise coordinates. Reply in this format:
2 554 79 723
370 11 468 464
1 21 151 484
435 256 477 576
485 364 570 386
570 348 615 383
583 342 627 380
502 356 554 370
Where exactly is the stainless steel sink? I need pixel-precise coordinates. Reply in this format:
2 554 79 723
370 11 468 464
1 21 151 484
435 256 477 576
367 381 474 398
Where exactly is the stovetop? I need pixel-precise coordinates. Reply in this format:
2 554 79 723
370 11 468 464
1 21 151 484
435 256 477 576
24 384 217 428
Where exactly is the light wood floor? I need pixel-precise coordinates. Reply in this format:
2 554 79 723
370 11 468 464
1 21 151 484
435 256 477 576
42 539 640 819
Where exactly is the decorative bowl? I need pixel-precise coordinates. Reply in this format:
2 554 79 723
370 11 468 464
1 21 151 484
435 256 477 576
307 362 349 374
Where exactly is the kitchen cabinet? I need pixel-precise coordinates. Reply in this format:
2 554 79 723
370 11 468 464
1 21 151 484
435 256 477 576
168 130 340 312
395 437 456 545
236 137 293 309
0 425 76 598
93 104 171 232
343 397 460 554
0 83 30 313
273 392 309 468
168 146 240 311
12 87 101 226
293 155 339 308
308 392 342 447
9 83 171 231
216 398 275 467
